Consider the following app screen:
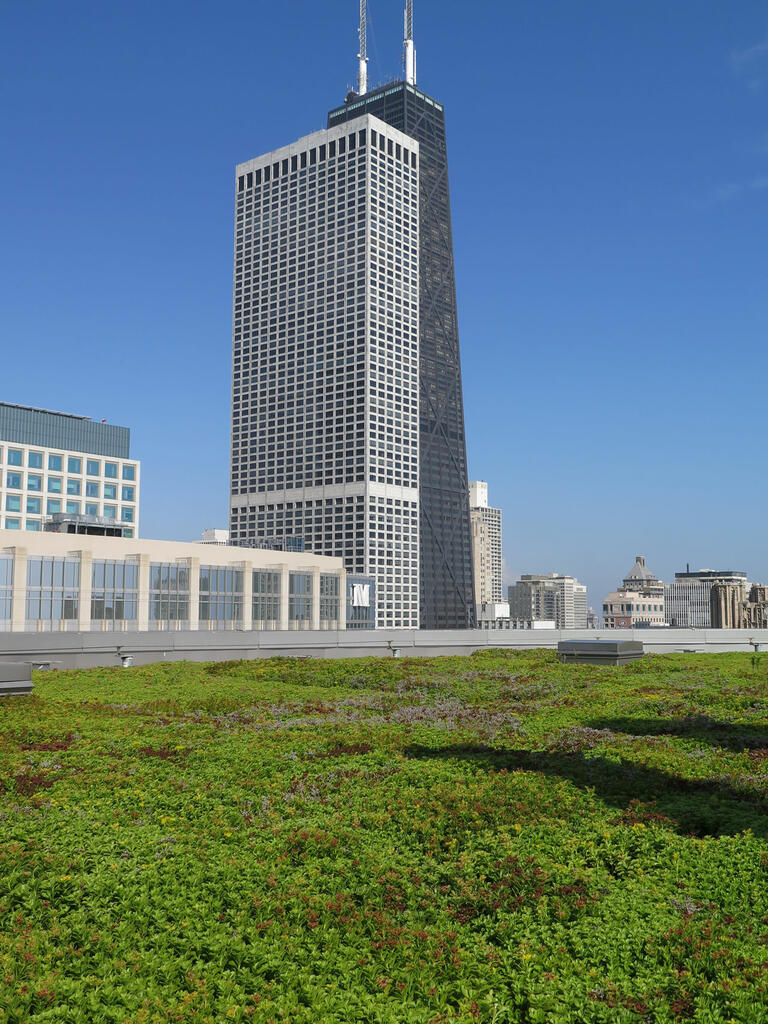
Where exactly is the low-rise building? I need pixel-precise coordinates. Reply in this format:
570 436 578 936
602 556 665 628
0 403 140 537
665 568 748 628
508 573 587 629
0 530 361 633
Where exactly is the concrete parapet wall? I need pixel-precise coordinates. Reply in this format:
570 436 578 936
2 628 768 669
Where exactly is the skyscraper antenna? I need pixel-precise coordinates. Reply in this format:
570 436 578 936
403 0 416 85
357 0 368 95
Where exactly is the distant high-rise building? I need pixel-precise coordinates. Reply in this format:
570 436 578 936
0 403 140 537
665 568 748 628
602 555 665 628
327 7 474 629
230 2 475 629
469 481 503 606
508 573 587 629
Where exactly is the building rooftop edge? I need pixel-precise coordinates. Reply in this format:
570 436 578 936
0 401 128 432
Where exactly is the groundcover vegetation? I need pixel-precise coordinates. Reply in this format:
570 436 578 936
2 651 768 1022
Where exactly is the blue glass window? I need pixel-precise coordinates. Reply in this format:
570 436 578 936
4 518 20 530
105 463 118 479
48 477 62 494
85 481 100 498
84 503 99 516
104 483 117 500
48 454 63 472
66 500 80 514
5 495 21 512
26 497 41 514
67 457 82 474
103 505 116 519
26 520 41 532
47 498 61 514
6 472 22 489
28 452 43 469
121 485 135 501
67 479 81 495
121 507 134 523
122 464 136 481
86 460 100 476
27 474 41 492
8 449 22 467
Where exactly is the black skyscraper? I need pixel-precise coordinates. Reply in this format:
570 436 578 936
328 82 475 628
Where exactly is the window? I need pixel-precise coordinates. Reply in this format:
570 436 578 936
289 572 312 627
149 563 190 629
27 474 41 492
68 457 82 474
66 501 80 515
85 481 99 498
8 450 22 467
105 462 118 479
67 479 81 495
91 560 139 630
319 574 340 627
26 520 41 532
86 460 100 476
253 570 280 626
48 454 62 472
122 465 136 481
104 483 117 500
0 556 12 628
6 472 21 489
26 497 41 514
48 477 62 494
199 566 243 628
121 485 135 501
85 503 98 516
29 452 43 469
47 499 61 514
5 495 21 513
103 505 116 519
25 556 80 631
4 518 20 530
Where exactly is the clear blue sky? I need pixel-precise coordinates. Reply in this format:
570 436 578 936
2 0 767 608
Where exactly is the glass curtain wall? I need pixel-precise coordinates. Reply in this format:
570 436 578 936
25 556 80 631
288 572 312 630
319 574 340 629
0 555 12 630
149 562 190 631
253 570 280 629
199 566 243 630
91 559 138 631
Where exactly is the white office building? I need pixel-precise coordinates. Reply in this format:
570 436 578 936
665 568 748 628
508 573 588 629
469 481 503 606
0 404 140 537
229 116 420 628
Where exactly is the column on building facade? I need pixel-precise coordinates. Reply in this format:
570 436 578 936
279 564 290 630
137 553 151 631
187 557 200 632
240 560 253 630
77 550 93 632
10 546 27 632
338 568 347 630
311 565 321 631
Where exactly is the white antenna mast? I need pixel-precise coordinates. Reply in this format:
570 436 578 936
357 0 368 95
404 0 416 85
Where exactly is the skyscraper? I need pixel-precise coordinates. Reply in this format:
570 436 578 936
469 481 503 605
229 116 420 628
230 1 474 629
327 9 475 629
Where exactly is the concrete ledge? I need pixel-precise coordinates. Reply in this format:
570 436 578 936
0 662 33 696
558 640 644 666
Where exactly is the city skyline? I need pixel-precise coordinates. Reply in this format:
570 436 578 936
2 0 768 608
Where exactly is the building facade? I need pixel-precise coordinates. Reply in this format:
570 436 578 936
229 116 420 629
0 531 349 633
602 555 665 628
665 569 748 628
508 573 587 629
469 480 503 606
328 81 475 629
0 404 140 537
